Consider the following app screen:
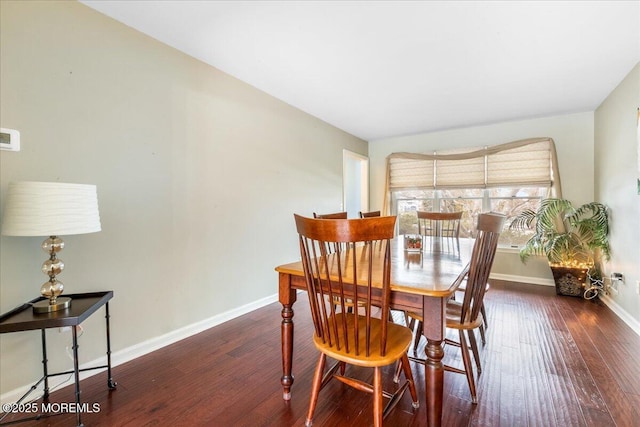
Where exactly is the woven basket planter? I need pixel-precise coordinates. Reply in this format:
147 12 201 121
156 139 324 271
550 266 588 297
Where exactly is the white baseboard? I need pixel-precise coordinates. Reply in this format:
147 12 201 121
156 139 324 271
0 293 279 406
598 294 640 337
490 273 555 287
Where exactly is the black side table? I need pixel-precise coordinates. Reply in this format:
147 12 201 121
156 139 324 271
0 291 116 426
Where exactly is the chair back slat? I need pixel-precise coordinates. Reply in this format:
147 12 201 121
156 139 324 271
295 214 396 357
459 213 505 324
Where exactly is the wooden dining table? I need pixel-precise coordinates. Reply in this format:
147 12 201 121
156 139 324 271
275 237 472 427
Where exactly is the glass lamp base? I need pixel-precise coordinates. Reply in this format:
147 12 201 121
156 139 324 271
33 297 71 314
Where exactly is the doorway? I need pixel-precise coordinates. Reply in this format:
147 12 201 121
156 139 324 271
343 150 369 218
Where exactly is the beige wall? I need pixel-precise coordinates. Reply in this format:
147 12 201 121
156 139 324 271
368 112 596 283
595 62 640 325
0 1 366 395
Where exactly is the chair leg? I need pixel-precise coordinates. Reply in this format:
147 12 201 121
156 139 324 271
339 361 346 375
458 330 477 404
393 359 402 383
306 353 327 427
467 329 482 375
401 354 420 408
373 367 383 427
481 303 488 329
413 319 423 355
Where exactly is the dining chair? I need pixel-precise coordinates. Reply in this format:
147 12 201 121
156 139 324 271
416 210 463 253
294 214 419 427
359 210 381 218
401 212 505 404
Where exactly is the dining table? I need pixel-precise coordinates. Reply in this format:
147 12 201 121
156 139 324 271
275 236 473 427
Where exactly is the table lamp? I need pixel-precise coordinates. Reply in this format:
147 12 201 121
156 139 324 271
1 181 101 313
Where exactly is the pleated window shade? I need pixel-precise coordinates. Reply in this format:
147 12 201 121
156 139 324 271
388 156 434 189
435 146 485 188
487 140 552 187
386 137 561 194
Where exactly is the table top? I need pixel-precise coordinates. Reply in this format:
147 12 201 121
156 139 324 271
276 237 472 298
0 291 113 333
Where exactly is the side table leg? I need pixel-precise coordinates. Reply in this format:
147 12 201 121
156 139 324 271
105 302 117 389
41 329 50 399
72 326 83 427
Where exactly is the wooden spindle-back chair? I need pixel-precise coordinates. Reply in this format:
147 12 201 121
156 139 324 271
444 212 504 403
416 210 463 253
402 212 504 404
294 214 419 427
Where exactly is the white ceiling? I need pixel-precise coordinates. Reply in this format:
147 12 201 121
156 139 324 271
81 1 640 141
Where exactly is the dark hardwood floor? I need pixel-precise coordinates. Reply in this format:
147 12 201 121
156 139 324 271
3 280 640 426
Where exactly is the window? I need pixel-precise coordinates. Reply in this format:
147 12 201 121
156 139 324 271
488 187 548 246
384 138 561 247
392 187 546 246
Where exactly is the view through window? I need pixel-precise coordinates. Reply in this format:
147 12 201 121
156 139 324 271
393 187 548 247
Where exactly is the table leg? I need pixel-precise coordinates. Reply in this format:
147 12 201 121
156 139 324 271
279 273 297 401
422 296 446 427
71 326 83 427
105 302 117 390
41 329 49 399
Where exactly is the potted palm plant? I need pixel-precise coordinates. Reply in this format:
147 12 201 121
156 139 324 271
510 199 610 296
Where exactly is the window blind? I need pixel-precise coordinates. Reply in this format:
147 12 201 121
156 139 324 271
388 157 434 189
384 138 562 213
435 146 485 188
486 140 552 187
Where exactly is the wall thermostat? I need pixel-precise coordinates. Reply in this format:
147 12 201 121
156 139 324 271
0 128 20 151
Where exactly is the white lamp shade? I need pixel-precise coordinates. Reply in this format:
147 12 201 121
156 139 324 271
1 181 101 236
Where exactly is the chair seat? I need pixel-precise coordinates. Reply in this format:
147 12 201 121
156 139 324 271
457 280 490 293
314 313 413 367
444 301 484 330
454 280 490 343
406 299 483 330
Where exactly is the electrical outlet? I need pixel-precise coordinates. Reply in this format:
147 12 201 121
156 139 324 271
611 272 625 286
636 280 640 295
58 326 71 333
